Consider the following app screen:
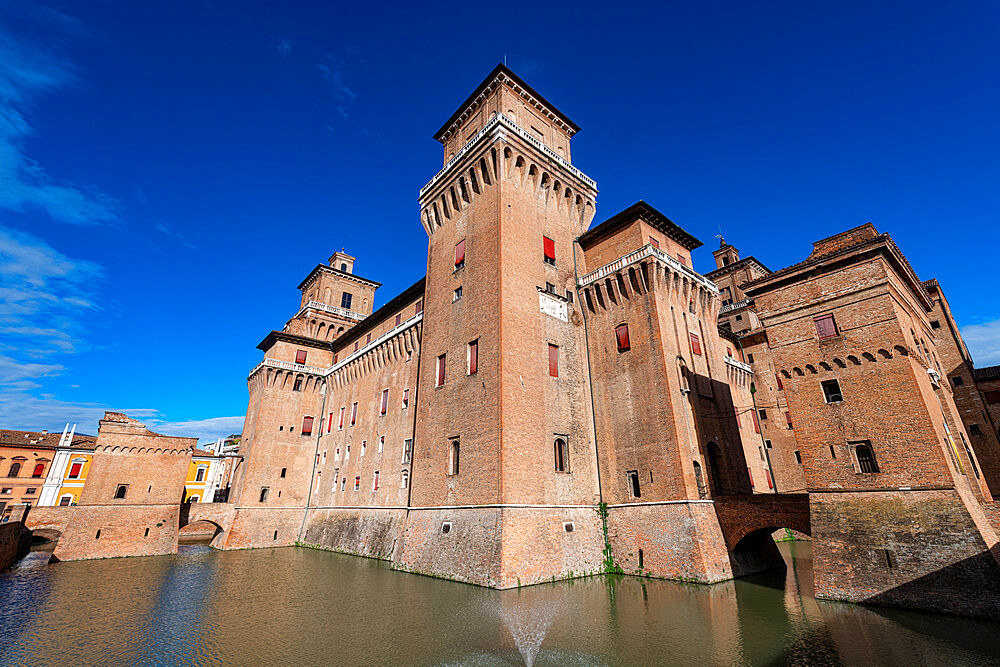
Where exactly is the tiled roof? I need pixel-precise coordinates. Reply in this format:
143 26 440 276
974 365 1000 382
0 429 96 449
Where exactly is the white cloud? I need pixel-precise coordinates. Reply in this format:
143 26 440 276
147 416 245 444
962 319 1000 368
0 6 119 225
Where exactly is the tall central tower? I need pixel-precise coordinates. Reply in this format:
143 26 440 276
398 65 602 587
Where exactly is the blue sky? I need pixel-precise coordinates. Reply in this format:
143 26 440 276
2 1 998 442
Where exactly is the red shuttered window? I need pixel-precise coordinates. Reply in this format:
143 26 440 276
814 314 838 340
436 354 446 387
395 314 401 326
543 236 556 265
649 237 660 249
775 374 783 391
747 467 754 488
415 300 423 314
455 239 466 268
548 344 559 378
69 463 82 479
327 412 334 433
295 349 307 365
785 411 793 429
734 406 741 428
402 388 409 408
380 389 388 415
765 469 774 489
752 410 760 434
690 332 702 356
350 402 358 426
301 416 314 436
615 324 631 352
338 407 345 429
468 340 478 375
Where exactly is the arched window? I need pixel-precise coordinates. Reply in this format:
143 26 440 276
280 467 287 478
554 438 568 472
400 470 409 489
7 462 21 477
855 443 879 473
693 461 707 499
195 466 206 482
340 263 347 272
32 463 44 478
114 484 128 499
707 443 725 494
449 440 460 476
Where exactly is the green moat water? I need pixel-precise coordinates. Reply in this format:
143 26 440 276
1 540 999 665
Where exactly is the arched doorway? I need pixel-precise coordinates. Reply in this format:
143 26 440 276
178 520 224 547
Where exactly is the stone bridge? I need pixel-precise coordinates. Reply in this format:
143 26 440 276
713 493 812 577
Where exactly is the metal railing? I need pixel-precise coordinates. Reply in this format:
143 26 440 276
578 244 719 294
419 113 596 199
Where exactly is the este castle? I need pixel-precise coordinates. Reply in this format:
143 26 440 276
12 65 1000 620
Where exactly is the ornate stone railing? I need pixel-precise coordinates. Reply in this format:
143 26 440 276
327 312 423 375
419 113 596 199
578 244 719 294
720 298 753 314
249 358 328 378
724 356 753 374
299 301 365 321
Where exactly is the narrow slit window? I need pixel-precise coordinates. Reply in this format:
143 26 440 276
627 470 641 498
350 402 358 426
554 438 568 472
402 388 410 408
468 340 478 375
380 389 389 415
449 440 460 476
548 344 559 378
436 354 446 387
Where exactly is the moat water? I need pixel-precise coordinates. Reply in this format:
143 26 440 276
1 540 999 665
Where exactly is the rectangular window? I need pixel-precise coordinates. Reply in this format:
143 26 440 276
395 313 402 326
415 300 423 314
821 379 843 403
68 462 82 479
436 354 446 387
951 376 964 386
327 412 334 433
354 476 360 492
25 488 35 494
366 333 372 344
648 236 660 249
747 467 754 488
301 416 313 436
338 406 345 429
545 281 556 294
970 424 983 436
468 340 478 375
361 440 367 456
378 435 385 453
676 253 686 265
794 451 802 464
373 471 380 491
776 374 783 391
350 402 358 426
354 341 359 352
402 388 410 408
548 344 559 378
930 320 941 329
747 353 754 363
334 352 338 363
734 406 741 428
690 332 702 356
814 314 838 340
380 389 389 415
765 469 774 489
341 292 353 309
615 324 631 352
455 239 466 269
293 377 303 392
402 439 413 464
626 470 641 498
987 390 1000 405
259 487 268 502
758 409 767 421
295 349 307 365
543 236 556 265
752 410 760 434
785 411 793 429
453 286 463 302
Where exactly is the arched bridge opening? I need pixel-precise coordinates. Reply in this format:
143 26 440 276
713 493 811 578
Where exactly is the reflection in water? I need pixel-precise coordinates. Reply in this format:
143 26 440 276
2 541 999 666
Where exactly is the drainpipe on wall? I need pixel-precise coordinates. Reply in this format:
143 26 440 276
298 376 329 544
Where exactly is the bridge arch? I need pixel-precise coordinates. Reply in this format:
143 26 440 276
712 493 811 577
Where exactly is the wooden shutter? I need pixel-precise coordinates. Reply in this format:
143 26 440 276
785 411 793 428
301 416 313 435
734 406 741 428
543 236 556 261
765 470 774 489
814 314 838 339
775 374 783 390
327 412 334 432
752 410 760 434
402 388 409 406
380 389 388 414
415 300 423 314
395 314 401 326
351 402 357 425
747 467 754 488
295 350 307 364
690 332 702 355
469 341 478 375
615 324 630 351
437 355 446 386
649 237 660 249
455 239 465 266
548 344 559 377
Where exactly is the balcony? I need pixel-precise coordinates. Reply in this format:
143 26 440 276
720 298 753 314
299 301 365 322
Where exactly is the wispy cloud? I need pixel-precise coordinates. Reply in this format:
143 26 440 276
154 221 196 249
316 54 357 119
148 415 246 443
962 319 1000 367
0 3 119 224
276 35 293 56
